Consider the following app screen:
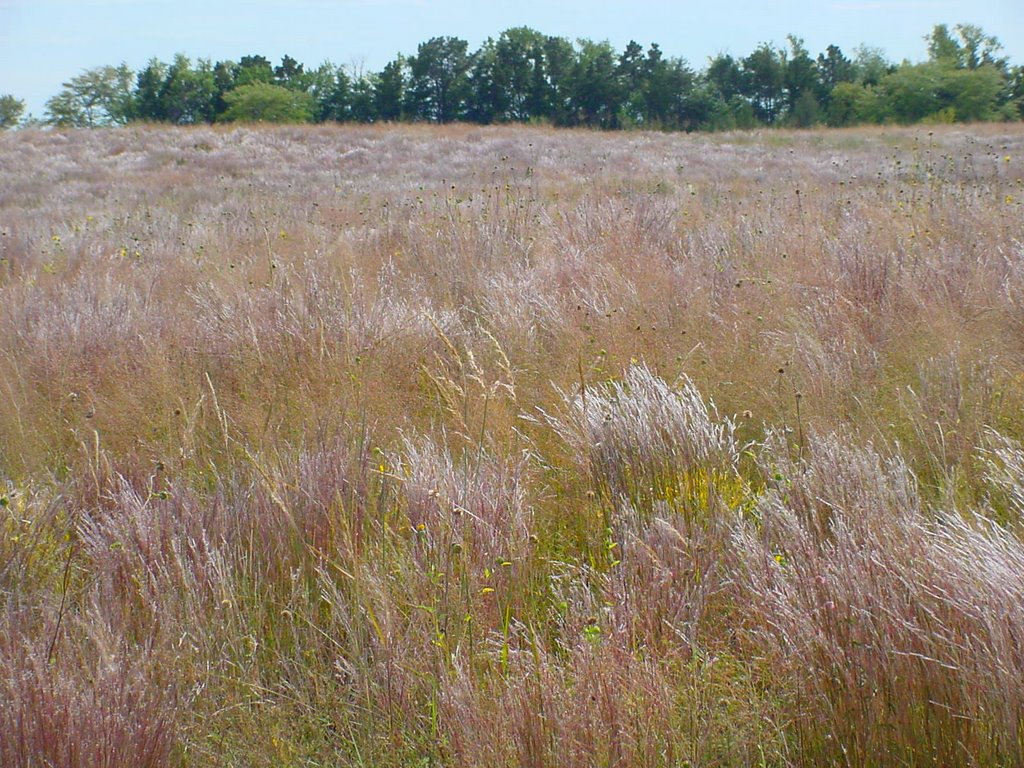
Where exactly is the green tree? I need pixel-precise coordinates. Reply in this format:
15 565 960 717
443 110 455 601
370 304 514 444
617 39 646 124
926 24 964 67
134 58 168 121
45 63 135 127
852 45 891 86
316 64 351 122
0 95 25 129
637 46 697 129
212 60 239 117
540 36 577 125
742 43 786 124
936 65 1004 121
706 54 744 102
924 23 1006 72
791 89 821 127
306 62 342 121
881 24 1008 124
159 55 217 124
496 27 547 122
220 82 314 123
816 44 855 108
826 81 881 126
1007 65 1024 119
406 36 472 122
703 55 753 130
236 55 275 86
273 55 305 89
784 35 821 124
954 24 1006 71
634 43 667 125
349 76 377 122
570 39 621 128
375 57 406 121
676 79 720 131
879 63 941 123
467 38 503 123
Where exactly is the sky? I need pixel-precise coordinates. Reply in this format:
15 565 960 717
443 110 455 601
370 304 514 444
1 0 1021 119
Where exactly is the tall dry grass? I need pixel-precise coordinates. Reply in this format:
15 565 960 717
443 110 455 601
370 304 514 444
1 122 1023 766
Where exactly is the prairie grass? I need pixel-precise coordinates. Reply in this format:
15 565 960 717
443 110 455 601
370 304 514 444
1 121 1024 766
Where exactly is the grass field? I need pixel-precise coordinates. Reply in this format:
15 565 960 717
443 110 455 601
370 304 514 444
2 122 1024 766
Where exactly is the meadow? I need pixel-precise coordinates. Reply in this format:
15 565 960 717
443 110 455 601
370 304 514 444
2 122 1024 766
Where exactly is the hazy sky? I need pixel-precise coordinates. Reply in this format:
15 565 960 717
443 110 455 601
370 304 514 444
1 0 1021 118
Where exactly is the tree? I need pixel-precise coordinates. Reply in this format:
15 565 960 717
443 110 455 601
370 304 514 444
742 43 786 124
375 57 406 121
784 35 820 122
467 38 503 124
46 64 135 127
212 60 239 116
540 36 577 125
636 47 698 129
406 36 473 122
236 55 274 86
706 54 744 102
954 24 1006 71
879 63 941 123
617 40 646 124
0 95 25 129
852 45 891 86
926 24 963 67
135 59 169 121
901 23 1008 123
1008 65 1024 119
495 27 547 122
817 45 855 108
315 64 351 121
924 24 1005 72
349 76 377 122
159 55 217 124
703 54 752 130
937 65 1004 121
570 39 621 128
791 90 820 127
220 83 314 123
274 55 305 89
634 43 667 125
826 82 881 126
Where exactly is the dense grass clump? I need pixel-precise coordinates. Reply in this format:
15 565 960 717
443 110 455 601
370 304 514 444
1 123 1024 766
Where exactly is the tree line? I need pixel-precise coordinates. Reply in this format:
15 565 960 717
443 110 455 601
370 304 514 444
1 23 1021 132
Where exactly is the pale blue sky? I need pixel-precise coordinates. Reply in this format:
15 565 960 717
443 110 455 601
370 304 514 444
1 0 1021 119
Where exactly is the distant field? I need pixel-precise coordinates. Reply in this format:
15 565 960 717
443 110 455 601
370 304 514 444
2 123 1024 766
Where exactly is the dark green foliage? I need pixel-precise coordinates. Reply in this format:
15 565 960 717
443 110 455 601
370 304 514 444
40 22 1022 131
274 55 305 89
406 36 473 123
784 36 820 120
159 55 217 125
816 45 855 109
318 65 352 122
742 43 786 124
570 39 622 128
706 54 744 103
497 27 549 122
349 76 377 123
375 57 406 121
235 55 274 86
